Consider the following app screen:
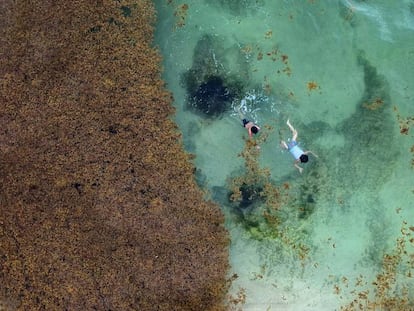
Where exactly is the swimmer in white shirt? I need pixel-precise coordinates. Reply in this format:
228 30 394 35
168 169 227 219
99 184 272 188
280 119 318 173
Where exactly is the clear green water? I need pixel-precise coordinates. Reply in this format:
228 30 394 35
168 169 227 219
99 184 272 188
154 1 414 309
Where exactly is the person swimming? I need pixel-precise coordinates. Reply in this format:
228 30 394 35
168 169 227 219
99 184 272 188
280 119 317 173
238 110 260 138
242 118 260 137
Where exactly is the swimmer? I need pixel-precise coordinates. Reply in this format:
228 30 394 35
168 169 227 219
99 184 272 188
280 119 317 173
238 111 260 138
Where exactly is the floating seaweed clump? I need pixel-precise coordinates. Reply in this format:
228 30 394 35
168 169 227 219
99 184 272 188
227 127 311 259
229 128 278 224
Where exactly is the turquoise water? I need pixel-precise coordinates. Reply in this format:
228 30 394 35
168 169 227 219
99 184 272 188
154 1 414 309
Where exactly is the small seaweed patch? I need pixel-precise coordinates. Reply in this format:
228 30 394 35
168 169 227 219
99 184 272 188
394 105 414 136
393 106 414 169
173 3 189 28
340 222 414 310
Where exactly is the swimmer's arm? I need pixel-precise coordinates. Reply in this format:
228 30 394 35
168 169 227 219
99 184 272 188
248 128 253 137
294 161 304 174
304 150 318 158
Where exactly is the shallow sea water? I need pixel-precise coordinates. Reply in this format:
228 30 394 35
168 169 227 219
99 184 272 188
154 1 414 309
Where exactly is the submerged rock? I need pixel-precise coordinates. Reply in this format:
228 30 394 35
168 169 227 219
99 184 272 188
191 75 235 116
182 34 246 117
238 182 263 209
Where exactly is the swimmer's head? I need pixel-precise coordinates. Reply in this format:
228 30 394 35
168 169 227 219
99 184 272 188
300 154 309 163
251 126 259 134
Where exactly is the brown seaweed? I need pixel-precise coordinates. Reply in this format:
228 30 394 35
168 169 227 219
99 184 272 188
0 1 229 310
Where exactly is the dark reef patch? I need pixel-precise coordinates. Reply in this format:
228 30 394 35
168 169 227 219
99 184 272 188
236 182 264 209
182 34 246 118
226 182 265 222
191 75 235 116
